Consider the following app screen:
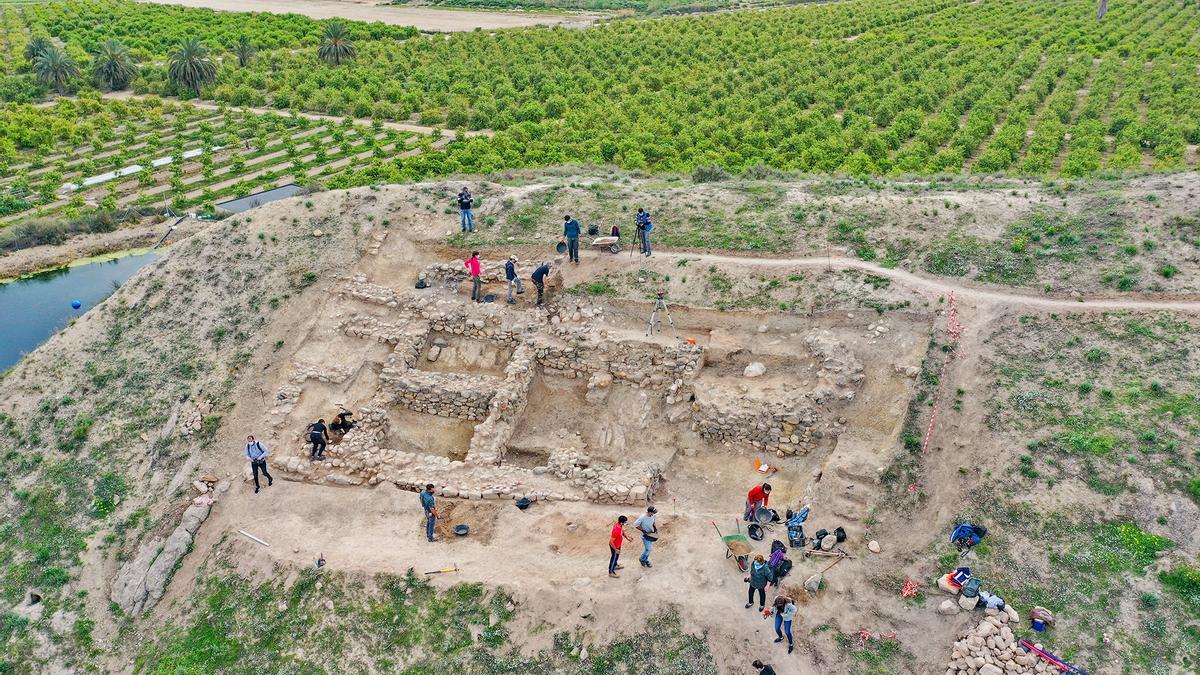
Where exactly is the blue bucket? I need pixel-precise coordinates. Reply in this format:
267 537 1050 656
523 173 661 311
1031 619 1046 632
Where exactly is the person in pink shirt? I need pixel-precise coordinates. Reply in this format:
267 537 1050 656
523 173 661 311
465 251 482 302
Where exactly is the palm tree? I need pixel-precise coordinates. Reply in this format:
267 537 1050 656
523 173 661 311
318 23 356 66
167 39 217 97
33 45 80 94
24 35 54 64
90 40 139 91
231 36 255 68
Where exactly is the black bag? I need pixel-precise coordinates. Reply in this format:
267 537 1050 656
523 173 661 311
776 558 793 579
771 539 786 555
834 526 847 543
587 224 599 236
961 578 983 598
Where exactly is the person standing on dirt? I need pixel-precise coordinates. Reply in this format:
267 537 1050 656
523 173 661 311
420 483 438 542
306 419 329 461
745 554 773 611
531 261 551 306
465 251 483 303
562 214 581 265
744 483 772 521
641 212 654 257
505 255 524 304
457 187 474 233
633 505 658 568
608 515 631 578
771 594 797 654
245 435 273 494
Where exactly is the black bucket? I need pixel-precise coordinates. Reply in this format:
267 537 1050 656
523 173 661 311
454 524 470 536
748 523 765 541
555 241 567 254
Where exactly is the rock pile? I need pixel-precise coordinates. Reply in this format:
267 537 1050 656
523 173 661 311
945 607 1052 675
178 398 214 437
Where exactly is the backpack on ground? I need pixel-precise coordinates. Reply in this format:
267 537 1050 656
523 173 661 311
961 577 983 598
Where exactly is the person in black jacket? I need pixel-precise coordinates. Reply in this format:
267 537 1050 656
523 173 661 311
306 418 329 460
457 187 474 233
504 256 524 304
531 262 551 306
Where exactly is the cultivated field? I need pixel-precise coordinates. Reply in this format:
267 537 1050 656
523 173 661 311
0 0 1197 226
0 95 455 222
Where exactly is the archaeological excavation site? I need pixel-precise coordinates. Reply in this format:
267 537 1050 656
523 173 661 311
264 230 930 523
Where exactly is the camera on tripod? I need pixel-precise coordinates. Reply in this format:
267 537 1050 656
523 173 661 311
655 289 666 299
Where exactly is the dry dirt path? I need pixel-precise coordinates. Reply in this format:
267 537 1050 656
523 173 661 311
134 0 600 31
658 251 1200 312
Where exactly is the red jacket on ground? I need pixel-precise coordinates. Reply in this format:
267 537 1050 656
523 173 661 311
747 485 770 506
465 257 482 277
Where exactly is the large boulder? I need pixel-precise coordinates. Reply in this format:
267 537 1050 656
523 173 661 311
743 362 767 378
110 501 211 615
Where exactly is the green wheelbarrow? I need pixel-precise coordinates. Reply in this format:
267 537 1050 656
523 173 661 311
713 520 753 572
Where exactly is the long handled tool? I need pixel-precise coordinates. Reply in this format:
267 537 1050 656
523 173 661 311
238 529 270 547
424 564 459 575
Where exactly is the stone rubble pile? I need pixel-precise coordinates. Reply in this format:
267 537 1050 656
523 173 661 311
944 606 1053 675
178 397 214 437
805 332 865 403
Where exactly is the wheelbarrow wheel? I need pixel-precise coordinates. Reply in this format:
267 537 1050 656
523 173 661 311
609 244 620 254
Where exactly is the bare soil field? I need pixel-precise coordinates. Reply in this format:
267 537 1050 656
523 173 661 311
136 0 601 31
2 173 1198 674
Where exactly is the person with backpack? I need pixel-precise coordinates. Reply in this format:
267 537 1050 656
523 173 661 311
245 435 273 494
562 214 581 264
457 187 474 233
465 251 483 303
744 554 774 611
771 594 797 653
504 255 524 304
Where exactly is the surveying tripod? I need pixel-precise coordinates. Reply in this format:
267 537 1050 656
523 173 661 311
646 291 676 336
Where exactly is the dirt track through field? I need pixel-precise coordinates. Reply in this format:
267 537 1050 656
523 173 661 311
661 251 1200 312
134 0 600 31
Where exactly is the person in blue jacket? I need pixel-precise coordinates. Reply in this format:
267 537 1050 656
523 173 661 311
562 214 581 264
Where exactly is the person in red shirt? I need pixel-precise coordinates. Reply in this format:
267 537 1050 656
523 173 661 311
464 251 483 303
744 483 772 522
608 515 631 578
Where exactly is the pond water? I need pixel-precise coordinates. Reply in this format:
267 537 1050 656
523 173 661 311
0 251 159 372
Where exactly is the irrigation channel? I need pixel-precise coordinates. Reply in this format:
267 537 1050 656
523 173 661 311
1 251 159 372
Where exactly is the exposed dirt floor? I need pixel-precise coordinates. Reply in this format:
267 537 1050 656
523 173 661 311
136 0 601 31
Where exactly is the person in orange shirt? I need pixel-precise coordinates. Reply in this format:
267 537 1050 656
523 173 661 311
608 515 632 578
745 483 772 521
